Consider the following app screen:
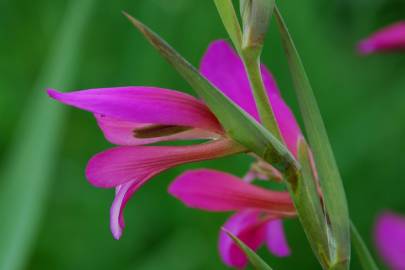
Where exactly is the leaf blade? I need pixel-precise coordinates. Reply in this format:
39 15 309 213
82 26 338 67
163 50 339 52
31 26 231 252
213 0 243 52
351 222 380 270
285 138 331 268
274 6 351 268
224 229 274 270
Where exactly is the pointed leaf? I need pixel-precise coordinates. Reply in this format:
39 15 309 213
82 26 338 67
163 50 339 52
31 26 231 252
224 229 274 270
286 138 331 269
123 12 299 173
274 6 350 268
213 0 243 52
351 222 380 270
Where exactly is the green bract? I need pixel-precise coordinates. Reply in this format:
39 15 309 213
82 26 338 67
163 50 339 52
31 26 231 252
274 6 350 269
225 230 274 270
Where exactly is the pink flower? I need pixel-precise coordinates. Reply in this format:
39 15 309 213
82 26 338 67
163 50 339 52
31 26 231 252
47 40 302 245
358 21 405 54
169 169 294 268
168 41 305 268
375 211 405 270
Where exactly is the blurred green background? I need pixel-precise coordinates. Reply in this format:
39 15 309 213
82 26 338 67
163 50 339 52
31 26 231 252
1 0 405 269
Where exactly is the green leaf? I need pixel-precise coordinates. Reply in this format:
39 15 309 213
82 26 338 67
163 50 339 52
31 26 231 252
351 222 380 270
274 6 350 269
213 0 243 53
0 1 96 269
123 12 299 173
286 138 331 269
224 229 274 270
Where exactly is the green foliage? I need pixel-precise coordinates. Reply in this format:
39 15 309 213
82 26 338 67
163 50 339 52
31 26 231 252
0 1 96 269
351 222 380 270
274 6 350 269
213 0 242 53
225 230 274 270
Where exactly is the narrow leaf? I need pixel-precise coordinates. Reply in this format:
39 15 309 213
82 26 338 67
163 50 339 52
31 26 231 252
123 12 299 173
0 1 96 269
213 0 243 52
351 222 380 270
285 138 331 269
274 6 350 268
224 229 274 270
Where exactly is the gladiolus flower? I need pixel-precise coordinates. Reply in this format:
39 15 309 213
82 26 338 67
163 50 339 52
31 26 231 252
358 21 405 54
47 40 302 247
169 41 304 268
375 211 405 270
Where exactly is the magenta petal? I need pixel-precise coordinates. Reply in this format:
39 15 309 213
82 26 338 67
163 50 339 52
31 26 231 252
358 21 405 54
47 87 222 132
375 211 405 270
110 178 151 239
169 169 295 215
269 94 302 156
200 40 280 121
219 211 268 268
95 114 218 146
200 40 302 155
266 219 291 257
86 139 243 188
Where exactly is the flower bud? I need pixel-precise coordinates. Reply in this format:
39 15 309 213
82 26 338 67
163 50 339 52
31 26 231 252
240 0 274 52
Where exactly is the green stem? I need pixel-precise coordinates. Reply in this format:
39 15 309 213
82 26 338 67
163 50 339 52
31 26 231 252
351 222 380 270
241 50 283 140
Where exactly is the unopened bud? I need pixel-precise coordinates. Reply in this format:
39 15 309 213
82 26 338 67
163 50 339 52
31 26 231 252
240 0 274 51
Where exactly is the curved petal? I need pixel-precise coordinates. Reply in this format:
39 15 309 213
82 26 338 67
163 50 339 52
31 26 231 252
86 139 244 188
169 169 295 215
219 211 269 268
375 211 405 270
358 21 405 54
95 114 219 146
47 87 222 132
200 40 280 121
110 180 139 239
200 40 302 155
266 219 291 257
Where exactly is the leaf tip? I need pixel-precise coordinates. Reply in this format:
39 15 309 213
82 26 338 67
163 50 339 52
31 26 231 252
122 11 142 29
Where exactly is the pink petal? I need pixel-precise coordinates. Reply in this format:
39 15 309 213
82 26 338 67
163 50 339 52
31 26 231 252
86 139 244 188
200 40 302 155
200 40 280 121
110 180 140 239
219 211 269 268
358 21 405 54
375 211 405 270
169 169 295 215
266 219 291 257
269 93 302 156
95 114 219 146
47 87 222 132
